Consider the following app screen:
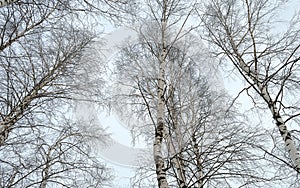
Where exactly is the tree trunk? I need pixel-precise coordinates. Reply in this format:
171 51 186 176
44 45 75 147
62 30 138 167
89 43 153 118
154 56 168 187
258 83 300 172
192 135 204 188
166 85 187 187
238 56 300 172
153 1 170 186
154 21 168 187
228 35 300 172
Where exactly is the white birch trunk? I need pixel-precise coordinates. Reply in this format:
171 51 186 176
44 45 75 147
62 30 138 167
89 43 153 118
192 135 203 188
227 35 300 171
258 83 300 172
154 52 168 187
40 142 55 188
153 1 170 186
0 76 48 145
238 58 300 172
41 164 49 188
153 18 168 187
166 86 187 187
166 135 187 187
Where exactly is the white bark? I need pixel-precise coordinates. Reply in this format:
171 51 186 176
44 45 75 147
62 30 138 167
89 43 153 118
239 55 300 172
166 136 187 187
154 52 168 187
0 69 54 146
166 86 187 187
226 33 300 171
258 83 300 172
192 135 203 188
153 3 170 184
153 1 169 187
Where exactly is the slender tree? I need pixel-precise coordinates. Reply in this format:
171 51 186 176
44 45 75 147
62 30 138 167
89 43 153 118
110 1 288 184
200 0 300 176
0 0 131 187
113 37 285 187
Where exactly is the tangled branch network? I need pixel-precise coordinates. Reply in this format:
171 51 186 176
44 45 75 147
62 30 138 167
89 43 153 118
74 27 150 168
73 26 221 168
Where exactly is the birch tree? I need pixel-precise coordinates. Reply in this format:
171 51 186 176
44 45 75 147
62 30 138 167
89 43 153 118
0 0 131 187
113 34 285 187
0 0 128 144
129 1 189 186
200 0 300 177
0 116 111 188
110 1 287 186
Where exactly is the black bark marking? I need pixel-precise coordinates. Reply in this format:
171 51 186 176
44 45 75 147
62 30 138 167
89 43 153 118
285 132 292 141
